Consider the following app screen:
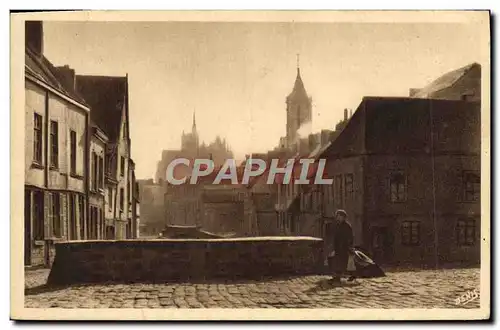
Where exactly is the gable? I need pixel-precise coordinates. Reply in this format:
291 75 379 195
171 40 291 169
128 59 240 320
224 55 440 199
323 100 366 158
75 75 128 143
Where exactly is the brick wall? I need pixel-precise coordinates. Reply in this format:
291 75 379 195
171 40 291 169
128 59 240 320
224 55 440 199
363 154 480 267
47 237 324 285
324 156 365 246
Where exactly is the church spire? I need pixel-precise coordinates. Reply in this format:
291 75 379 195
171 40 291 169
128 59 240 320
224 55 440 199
297 53 300 75
287 54 308 102
192 110 197 133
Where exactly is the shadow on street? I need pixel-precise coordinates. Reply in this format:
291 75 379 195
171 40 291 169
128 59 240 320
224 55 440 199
304 278 361 293
24 284 72 296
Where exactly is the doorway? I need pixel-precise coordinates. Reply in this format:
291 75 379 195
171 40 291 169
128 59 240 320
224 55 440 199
24 190 31 266
371 227 393 264
106 225 115 240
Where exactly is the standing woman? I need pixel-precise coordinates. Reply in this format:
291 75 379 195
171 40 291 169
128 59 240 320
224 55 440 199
329 209 355 284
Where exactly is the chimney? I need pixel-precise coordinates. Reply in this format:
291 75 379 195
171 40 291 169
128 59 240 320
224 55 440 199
344 108 348 121
308 134 316 151
55 65 76 92
409 88 421 97
25 21 43 55
349 109 353 118
321 129 331 146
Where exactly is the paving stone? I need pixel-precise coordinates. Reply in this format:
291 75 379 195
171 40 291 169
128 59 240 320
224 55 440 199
24 268 480 309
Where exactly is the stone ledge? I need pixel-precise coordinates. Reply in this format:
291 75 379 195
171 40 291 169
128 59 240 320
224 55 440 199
56 236 322 244
48 237 324 285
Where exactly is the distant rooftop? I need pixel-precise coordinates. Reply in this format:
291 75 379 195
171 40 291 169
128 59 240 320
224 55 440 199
411 63 480 98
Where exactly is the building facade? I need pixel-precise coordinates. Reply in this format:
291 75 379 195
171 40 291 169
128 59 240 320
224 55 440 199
138 179 165 236
88 124 108 240
25 21 90 266
128 159 139 238
315 97 481 267
76 74 138 240
164 167 257 237
164 181 202 228
24 21 141 267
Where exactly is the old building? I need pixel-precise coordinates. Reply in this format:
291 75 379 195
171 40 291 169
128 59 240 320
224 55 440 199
88 123 107 240
133 181 141 238
25 21 90 266
24 21 141 268
155 113 233 184
410 63 481 102
138 179 168 236
316 96 480 267
247 151 288 236
128 159 139 238
164 180 202 228
271 118 349 238
163 166 257 237
76 74 138 240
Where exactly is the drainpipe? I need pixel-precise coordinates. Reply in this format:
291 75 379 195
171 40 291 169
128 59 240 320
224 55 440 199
113 152 118 239
429 99 439 269
85 111 90 241
44 90 49 266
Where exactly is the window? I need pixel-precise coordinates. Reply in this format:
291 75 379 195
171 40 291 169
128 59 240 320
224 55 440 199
345 174 354 201
108 188 113 211
120 156 125 177
70 130 77 175
92 152 98 191
85 207 91 240
69 194 77 240
128 178 132 203
78 195 85 240
126 219 132 239
49 121 58 168
33 191 44 240
120 187 124 211
100 209 105 239
457 219 476 246
89 206 98 240
33 113 43 164
390 171 406 202
49 192 61 238
463 171 480 202
99 156 104 189
401 221 420 246
105 156 112 176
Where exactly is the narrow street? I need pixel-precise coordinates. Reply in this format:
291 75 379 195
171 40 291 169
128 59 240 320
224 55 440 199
25 267 480 309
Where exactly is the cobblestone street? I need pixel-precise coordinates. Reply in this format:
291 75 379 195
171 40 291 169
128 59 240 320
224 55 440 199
24 268 480 309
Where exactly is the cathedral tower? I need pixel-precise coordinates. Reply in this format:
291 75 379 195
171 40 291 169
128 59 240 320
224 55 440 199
181 110 199 154
286 55 312 148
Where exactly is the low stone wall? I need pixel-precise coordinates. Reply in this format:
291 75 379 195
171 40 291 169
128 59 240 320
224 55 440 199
47 237 324 285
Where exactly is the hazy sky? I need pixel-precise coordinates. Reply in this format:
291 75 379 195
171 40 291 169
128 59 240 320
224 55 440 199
43 21 483 179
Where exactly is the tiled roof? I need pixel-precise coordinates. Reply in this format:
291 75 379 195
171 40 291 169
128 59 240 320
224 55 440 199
412 63 480 98
25 46 88 107
323 96 480 158
76 75 128 142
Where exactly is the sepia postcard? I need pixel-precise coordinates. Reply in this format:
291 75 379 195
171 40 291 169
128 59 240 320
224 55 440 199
10 10 490 321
